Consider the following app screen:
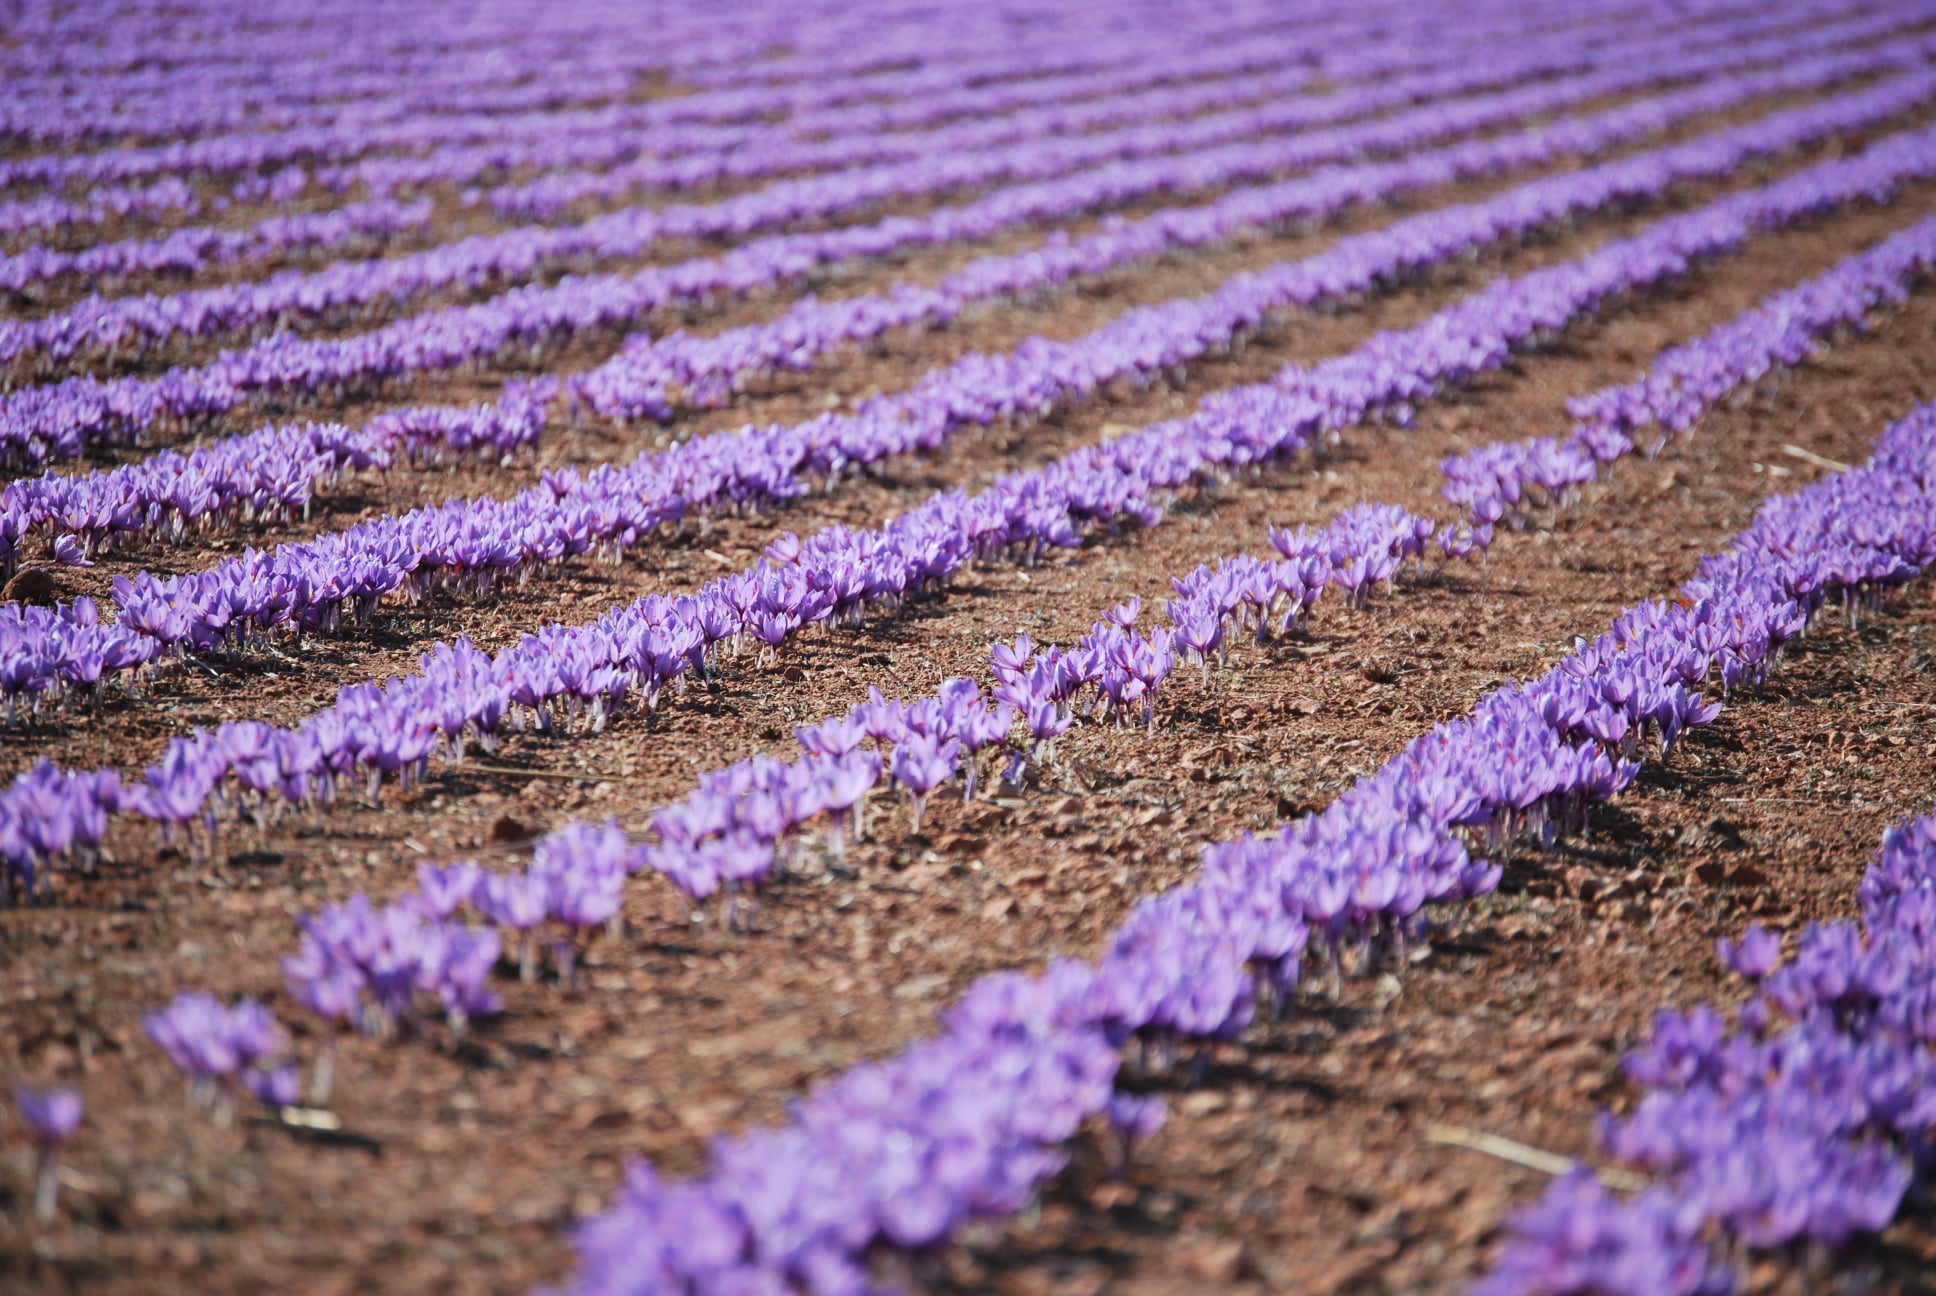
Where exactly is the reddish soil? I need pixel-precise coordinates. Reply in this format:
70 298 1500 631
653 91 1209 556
4 60 1936 1296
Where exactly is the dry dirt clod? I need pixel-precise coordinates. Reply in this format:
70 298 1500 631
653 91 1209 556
1726 862 1770 888
1359 655 1401 684
488 815 535 844
3 565 60 607
961 803 1011 830
1562 866 1631 906
1692 861 1729 887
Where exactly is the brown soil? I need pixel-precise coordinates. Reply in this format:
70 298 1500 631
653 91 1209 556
4 62 1936 1296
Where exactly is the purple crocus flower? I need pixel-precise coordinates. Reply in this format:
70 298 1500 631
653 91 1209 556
281 944 360 1103
476 872 549 982
475 872 548 930
1105 1091 1166 1166
989 633 1035 683
15 1085 82 1144
795 714 867 758
891 735 961 834
857 687 910 746
144 991 287 1125
540 860 624 989
415 861 482 919
15 1085 81 1222
1027 699 1072 748
1716 923 1782 980
434 926 503 1038
814 749 881 856
51 534 93 567
548 869 624 931
245 1065 301 1109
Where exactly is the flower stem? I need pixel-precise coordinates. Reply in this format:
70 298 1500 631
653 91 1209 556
33 1150 59 1222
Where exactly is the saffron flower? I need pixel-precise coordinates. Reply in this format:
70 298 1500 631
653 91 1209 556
14 1085 82 1222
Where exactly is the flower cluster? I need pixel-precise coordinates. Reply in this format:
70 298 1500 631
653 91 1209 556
0 381 551 566
272 816 642 1090
1443 184 1936 530
144 991 299 1119
558 397 1936 1296
17 2 1933 1289
282 890 503 1043
0 177 200 241
1479 806 1936 1295
0 760 121 900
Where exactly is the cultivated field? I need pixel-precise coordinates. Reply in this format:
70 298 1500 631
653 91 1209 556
3 1 1936 1294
